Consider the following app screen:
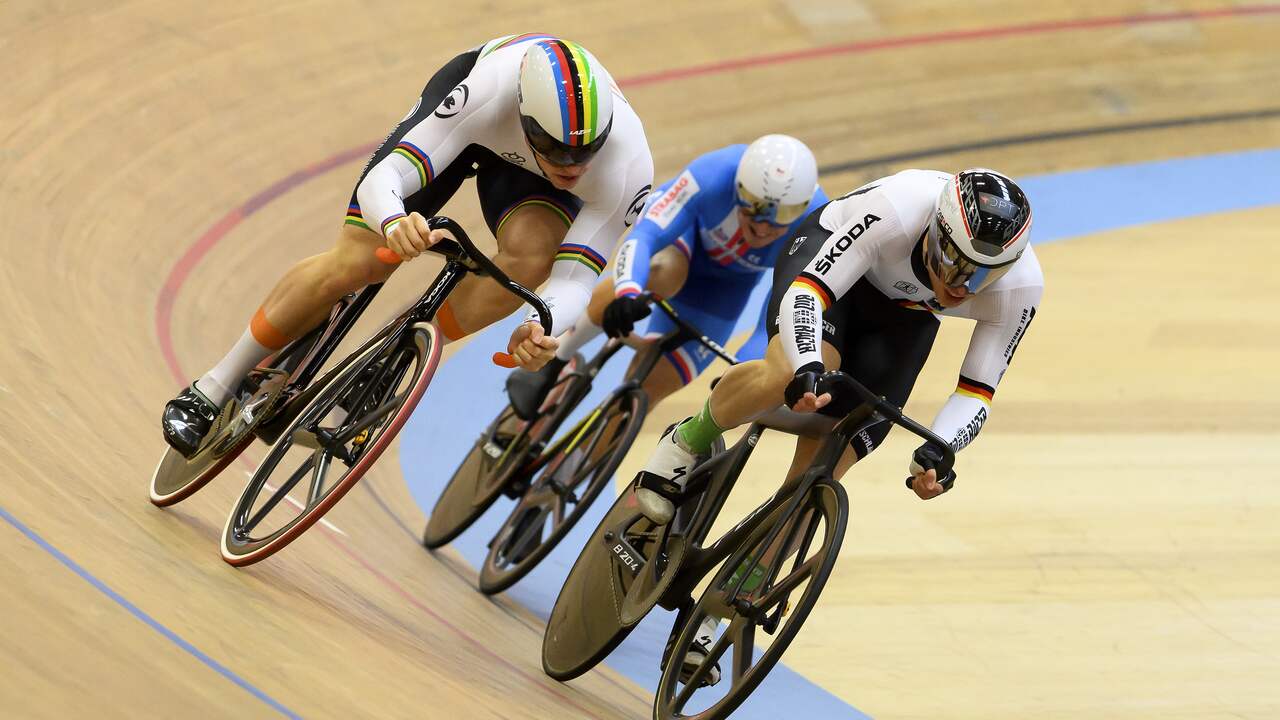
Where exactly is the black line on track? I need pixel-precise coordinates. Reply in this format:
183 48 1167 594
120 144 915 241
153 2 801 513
818 106 1280 175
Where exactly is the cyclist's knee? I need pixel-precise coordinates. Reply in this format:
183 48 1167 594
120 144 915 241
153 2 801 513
647 246 690 298
319 228 393 297
760 351 795 392
495 204 568 284
587 276 614 323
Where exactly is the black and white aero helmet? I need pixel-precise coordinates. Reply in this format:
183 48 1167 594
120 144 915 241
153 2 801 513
927 169 1032 292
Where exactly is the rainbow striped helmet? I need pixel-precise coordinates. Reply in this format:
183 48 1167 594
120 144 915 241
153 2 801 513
518 39 614 167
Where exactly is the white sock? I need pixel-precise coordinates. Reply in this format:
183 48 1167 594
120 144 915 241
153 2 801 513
194 328 275 406
554 312 605 361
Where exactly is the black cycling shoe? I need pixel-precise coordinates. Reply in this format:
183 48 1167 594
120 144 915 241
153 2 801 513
505 356 567 421
161 384 220 458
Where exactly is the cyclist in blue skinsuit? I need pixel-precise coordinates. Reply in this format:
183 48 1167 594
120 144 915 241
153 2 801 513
506 134 826 686
508 135 828 418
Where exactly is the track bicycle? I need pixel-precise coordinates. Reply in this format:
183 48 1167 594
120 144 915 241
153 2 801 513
424 295 737 596
543 372 955 720
148 215 552 566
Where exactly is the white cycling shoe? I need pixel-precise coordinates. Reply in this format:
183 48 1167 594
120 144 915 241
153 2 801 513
679 615 723 687
634 422 698 525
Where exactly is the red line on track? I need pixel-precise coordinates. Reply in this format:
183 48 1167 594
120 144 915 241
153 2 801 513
151 5 1276 714
621 5 1280 87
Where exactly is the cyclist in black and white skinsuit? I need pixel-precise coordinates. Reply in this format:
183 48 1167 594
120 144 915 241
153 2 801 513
160 34 653 457
634 167 1043 524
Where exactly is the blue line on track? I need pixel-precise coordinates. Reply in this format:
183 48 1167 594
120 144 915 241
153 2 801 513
0 504 302 719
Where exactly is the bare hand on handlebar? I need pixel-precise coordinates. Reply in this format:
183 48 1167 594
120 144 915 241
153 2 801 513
503 321 559 370
385 212 451 261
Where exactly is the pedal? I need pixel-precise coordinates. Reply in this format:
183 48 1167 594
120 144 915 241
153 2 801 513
760 599 791 636
501 476 530 499
351 427 371 447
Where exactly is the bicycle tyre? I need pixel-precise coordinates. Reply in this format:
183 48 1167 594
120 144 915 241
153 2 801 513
653 476 848 720
477 387 648 595
421 356 583 549
220 322 441 566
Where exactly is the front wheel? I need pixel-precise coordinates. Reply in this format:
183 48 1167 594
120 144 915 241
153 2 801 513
220 322 441 566
653 477 847 720
478 387 648 595
421 355 583 549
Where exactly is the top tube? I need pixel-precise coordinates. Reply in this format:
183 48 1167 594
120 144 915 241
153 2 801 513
424 216 553 337
640 293 739 366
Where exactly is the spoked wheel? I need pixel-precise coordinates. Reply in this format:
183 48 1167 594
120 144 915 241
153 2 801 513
149 368 290 507
477 388 647 595
422 355 582 549
654 477 848 720
220 322 441 566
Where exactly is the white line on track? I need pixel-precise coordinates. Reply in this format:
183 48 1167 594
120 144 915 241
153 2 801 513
245 471 348 536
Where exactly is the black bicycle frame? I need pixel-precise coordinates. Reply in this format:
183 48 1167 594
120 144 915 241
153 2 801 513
256 216 551 443
513 293 740 479
654 376 955 611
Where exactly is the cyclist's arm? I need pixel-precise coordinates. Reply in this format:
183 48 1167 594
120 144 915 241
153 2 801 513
779 201 899 371
930 282 1042 451
613 170 700 297
526 153 655 336
354 90 486 238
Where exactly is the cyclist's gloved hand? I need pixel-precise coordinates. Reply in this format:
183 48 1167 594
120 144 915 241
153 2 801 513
784 361 828 412
601 295 652 338
907 442 956 499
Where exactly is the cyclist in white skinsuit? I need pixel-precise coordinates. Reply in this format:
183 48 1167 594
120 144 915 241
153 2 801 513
356 35 655 338
161 34 654 457
633 168 1042 687
636 167 1043 516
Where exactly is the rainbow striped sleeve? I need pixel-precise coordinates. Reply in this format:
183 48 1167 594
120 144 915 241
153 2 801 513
956 375 996 404
391 141 434 190
344 203 369 231
555 243 607 275
380 213 407 238
790 272 835 310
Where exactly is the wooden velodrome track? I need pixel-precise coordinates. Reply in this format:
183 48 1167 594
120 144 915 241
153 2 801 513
3 1 1279 718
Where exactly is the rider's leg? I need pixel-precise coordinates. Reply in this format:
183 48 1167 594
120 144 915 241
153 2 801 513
673 335 842 454
433 202 570 341
553 244 690 361
634 336 840 523
196 223 398 405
